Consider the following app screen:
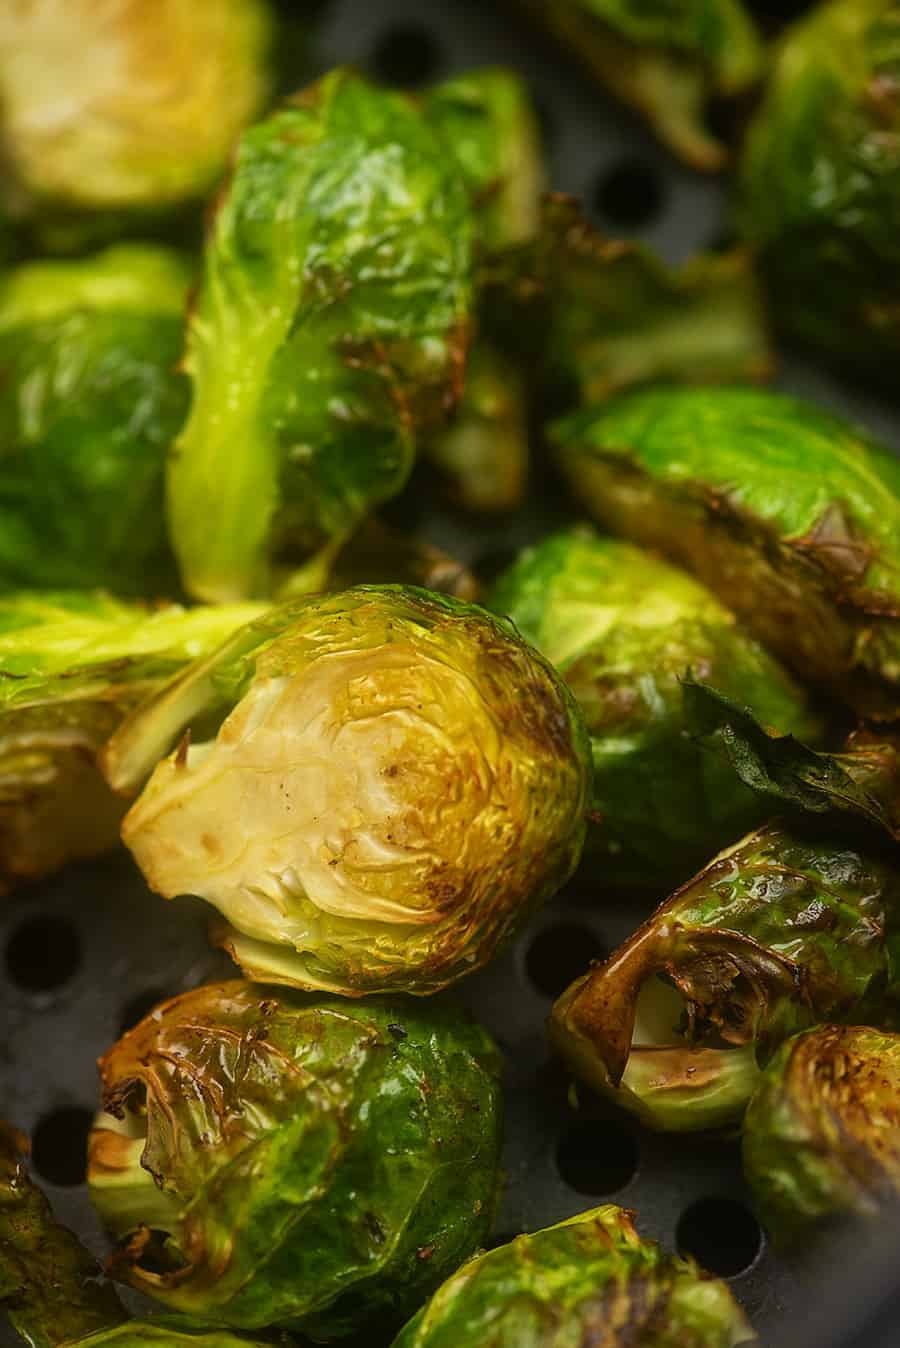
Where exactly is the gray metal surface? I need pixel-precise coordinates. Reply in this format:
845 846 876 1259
2 1 899 1343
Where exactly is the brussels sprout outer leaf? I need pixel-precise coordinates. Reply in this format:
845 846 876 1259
510 0 763 170
540 196 773 405
551 820 900 1130
106 586 590 996
89 982 503 1335
169 70 475 602
555 385 900 718
488 528 820 888
389 1204 756 1346
0 1120 126 1346
71 1329 271 1348
739 0 900 372
684 681 900 839
743 1024 900 1246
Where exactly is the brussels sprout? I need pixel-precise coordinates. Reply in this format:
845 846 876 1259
0 245 193 596
739 0 900 373
0 1119 275 1348
488 528 821 887
538 199 773 408
0 590 264 893
555 385 900 719
424 68 544 253
168 69 475 603
103 586 589 995
511 0 762 170
685 682 900 840
390 1205 756 1347
0 0 272 244
88 981 503 1335
310 517 480 601
551 808 900 1130
425 343 529 513
743 1024 900 1247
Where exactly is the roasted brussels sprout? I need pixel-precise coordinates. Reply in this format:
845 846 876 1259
743 1025 900 1246
740 0 900 373
555 385 900 719
551 805 900 1130
168 69 475 603
88 981 503 1335
0 590 263 893
103 586 590 995
0 0 272 245
0 1119 273 1348
425 68 543 254
488 528 820 887
511 0 763 170
390 1204 756 1347
0 245 193 596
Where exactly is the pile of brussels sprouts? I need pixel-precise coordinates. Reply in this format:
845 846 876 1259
3 1 900 1344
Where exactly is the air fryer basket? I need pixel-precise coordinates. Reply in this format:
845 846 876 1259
3 3 899 1345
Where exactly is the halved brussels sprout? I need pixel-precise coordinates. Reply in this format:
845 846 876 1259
740 0 900 373
0 590 264 893
743 1024 900 1247
551 802 900 1130
0 245 193 597
489 528 821 888
555 385 900 718
88 981 503 1335
511 0 763 170
0 0 272 243
0 1119 273 1348
391 1205 756 1347
103 586 590 995
168 69 476 603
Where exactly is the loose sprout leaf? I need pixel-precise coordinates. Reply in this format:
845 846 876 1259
684 680 900 839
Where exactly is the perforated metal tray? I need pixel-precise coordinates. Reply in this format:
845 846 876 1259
3 3 900 1345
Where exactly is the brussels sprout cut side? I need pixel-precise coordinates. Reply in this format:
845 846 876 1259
556 385 900 719
489 528 820 888
103 586 590 996
743 1025 900 1249
390 1205 756 1346
168 69 476 603
0 0 272 246
0 245 194 597
88 982 503 1336
551 814 900 1131
0 590 265 894
740 0 900 373
510 0 763 171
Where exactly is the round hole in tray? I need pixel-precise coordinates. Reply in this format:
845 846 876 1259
525 922 608 1000
371 23 442 87
118 987 168 1038
556 1117 639 1195
592 155 666 231
31 1106 94 1187
676 1196 763 1277
5 914 81 992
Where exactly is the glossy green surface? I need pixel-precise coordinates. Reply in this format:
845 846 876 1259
552 817 900 1129
0 590 264 893
489 528 819 887
390 1205 756 1346
0 246 192 596
556 385 900 715
71 1331 269 1348
740 0 900 371
106 586 590 995
89 982 503 1336
743 1025 900 1246
513 0 762 168
169 69 475 603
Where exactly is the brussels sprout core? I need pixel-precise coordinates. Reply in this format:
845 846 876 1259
106 587 590 995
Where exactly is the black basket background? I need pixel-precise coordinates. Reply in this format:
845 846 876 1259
2 3 900 1345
